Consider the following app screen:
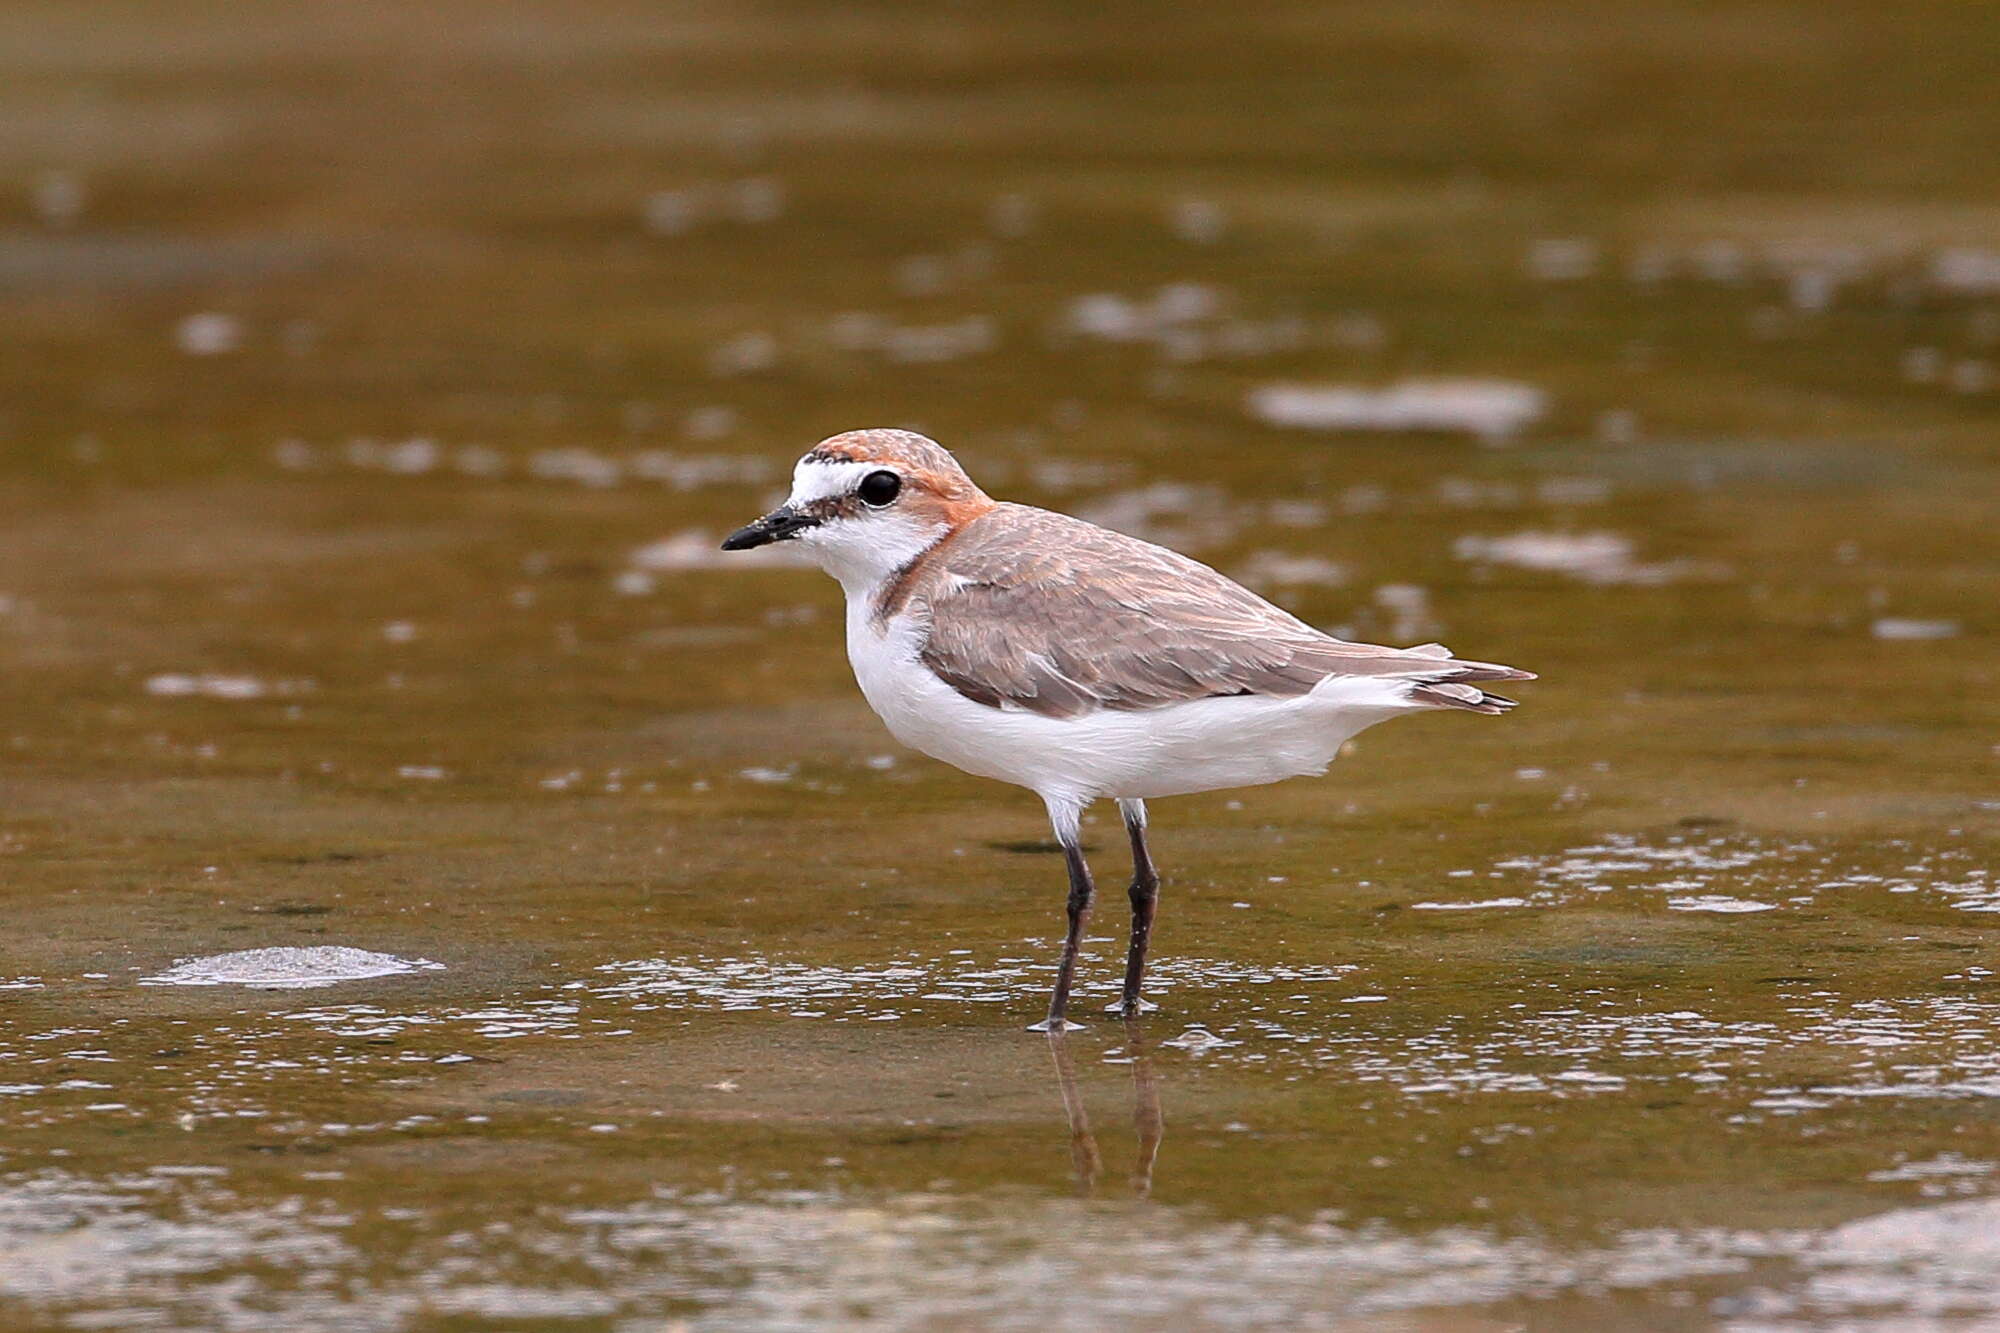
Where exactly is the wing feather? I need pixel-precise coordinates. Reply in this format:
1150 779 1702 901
896 505 1532 718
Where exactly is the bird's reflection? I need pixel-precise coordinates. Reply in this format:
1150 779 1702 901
1045 1021 1165 1196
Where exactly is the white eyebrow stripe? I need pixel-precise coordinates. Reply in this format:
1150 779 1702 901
788 458 878 506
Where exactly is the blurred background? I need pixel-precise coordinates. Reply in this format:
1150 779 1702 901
3 2 1998 1328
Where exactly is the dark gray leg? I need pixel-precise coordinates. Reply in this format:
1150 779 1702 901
1032 836 1096 1032
1110 798 1161 1017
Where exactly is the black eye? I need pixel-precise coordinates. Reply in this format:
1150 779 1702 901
857 470 901 507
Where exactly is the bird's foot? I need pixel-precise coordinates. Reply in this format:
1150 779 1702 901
1104 996 1160 1016
1028 1016 1087 1033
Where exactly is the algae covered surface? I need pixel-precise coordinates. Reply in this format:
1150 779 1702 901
2 2 1998 1328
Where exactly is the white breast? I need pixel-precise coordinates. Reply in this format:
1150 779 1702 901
843 595 1417 804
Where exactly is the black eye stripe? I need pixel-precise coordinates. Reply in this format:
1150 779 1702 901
857 470 902 506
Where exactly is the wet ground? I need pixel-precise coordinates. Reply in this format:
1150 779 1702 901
3 2 1999 1328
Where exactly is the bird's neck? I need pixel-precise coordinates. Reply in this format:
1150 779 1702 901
814 512 956 601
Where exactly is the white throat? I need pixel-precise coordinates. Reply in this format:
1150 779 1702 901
784 458 949 597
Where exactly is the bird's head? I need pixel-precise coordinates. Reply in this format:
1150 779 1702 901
721 429 994 588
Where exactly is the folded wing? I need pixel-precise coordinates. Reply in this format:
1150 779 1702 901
893 504 1533 719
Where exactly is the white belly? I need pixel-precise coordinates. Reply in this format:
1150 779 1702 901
844 601 1414 802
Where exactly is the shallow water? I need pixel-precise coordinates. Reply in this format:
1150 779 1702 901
2 1 1998 1328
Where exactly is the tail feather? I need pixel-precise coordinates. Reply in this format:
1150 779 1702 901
1407 679 1520 714
1400 650 1534 715
1425 659 1535 684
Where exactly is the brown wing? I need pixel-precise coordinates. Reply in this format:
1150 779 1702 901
894 504 1532 719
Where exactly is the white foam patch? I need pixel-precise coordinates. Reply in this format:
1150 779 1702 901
1409 897 1533 911
144 674 314 700
1248 378 1547 440
1234 551 1349 588
1453 531 1726 586
629 531 811 572
1871 617 1960 641
141 947 443 990
1667 896 1778 914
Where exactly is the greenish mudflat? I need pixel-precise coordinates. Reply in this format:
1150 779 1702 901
1 2 1996 1327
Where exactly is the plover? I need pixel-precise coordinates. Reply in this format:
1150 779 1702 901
723 429 1534 1030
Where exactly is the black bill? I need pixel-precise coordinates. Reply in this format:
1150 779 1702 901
720 505 821 551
